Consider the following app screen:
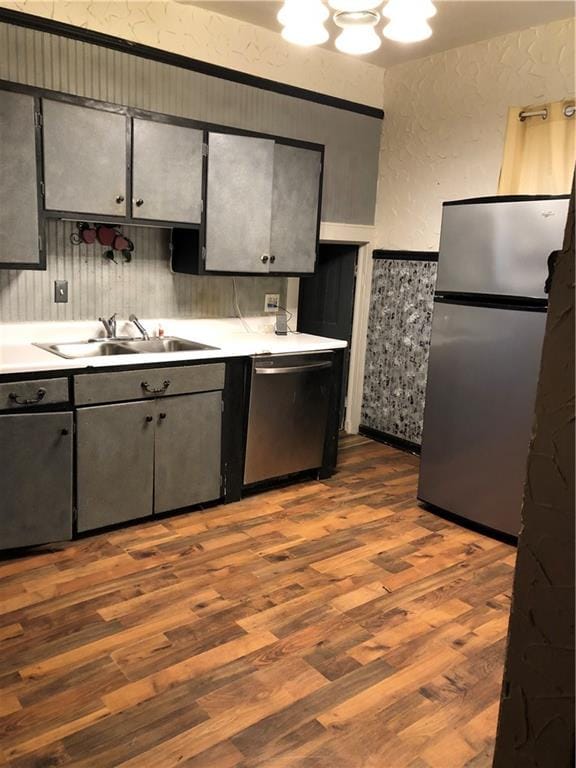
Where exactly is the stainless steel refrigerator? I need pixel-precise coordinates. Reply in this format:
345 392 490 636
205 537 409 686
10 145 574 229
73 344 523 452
418 195 570 537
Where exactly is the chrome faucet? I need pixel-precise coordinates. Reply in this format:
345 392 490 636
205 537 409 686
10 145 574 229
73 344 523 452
99 313 117 338
129 314 150 340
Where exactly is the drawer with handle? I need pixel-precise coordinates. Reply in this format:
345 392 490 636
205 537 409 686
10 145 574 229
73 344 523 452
0 378 69 411
74 363 225 406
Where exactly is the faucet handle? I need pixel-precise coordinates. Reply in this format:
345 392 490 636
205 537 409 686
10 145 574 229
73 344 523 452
99 313 118 338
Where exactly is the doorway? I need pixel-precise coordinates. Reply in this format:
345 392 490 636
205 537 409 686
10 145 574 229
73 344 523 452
297 243 358 428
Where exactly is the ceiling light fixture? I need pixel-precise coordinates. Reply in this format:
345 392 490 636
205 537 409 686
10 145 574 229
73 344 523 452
278 0 330 47
329 0 383 11
334 11 382 55
383 0 437 20
382 0 436 43
383 15 433 43
277 0 329 28
281 22 330 47
276 0 437 53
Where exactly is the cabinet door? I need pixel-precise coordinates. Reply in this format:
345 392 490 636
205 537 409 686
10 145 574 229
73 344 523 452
0 90 41 268
205 132 273 273
76 401 154 532
132 119 204 223
154 392 222 514
270 144 322 274
42 100 127 216
0 412 72 549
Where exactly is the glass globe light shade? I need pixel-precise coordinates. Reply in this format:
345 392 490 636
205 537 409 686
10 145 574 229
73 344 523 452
383 0 437 20
333 10 381 55
383 15 432 42
335 25 381 54
329 0 382 11
281 22 330 47
277 0 329 28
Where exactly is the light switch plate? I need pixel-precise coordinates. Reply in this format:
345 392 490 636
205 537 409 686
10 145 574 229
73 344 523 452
54 280 68 303
264 293 280 313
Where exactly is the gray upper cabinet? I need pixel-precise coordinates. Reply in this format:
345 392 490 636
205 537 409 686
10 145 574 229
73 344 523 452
0 89 41 269
42 99 128 217
132 119 204 223
205 132 274 273
270 144 321 274
0 411 73 549
154 392 222 514
204 132 322 275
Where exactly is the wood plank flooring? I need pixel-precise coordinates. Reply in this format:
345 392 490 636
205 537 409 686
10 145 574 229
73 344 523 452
0 435 515 768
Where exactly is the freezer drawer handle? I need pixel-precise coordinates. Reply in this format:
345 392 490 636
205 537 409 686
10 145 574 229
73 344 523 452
255 362 332 375
141 379 171 394
9 387 47 405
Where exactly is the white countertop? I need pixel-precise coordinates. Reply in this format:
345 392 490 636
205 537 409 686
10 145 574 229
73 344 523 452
0 317 347 376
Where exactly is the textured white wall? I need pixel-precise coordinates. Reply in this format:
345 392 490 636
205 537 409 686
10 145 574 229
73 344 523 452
356 17 575 439
375 17 575 251
0 0 385 108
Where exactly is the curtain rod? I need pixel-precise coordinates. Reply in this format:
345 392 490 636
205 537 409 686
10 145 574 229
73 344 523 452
519 105 575 121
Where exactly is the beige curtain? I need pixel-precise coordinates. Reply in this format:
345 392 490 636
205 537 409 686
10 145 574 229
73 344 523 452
498 99 576 195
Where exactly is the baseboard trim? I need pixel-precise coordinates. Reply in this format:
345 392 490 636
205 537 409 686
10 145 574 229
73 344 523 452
359 425 421 456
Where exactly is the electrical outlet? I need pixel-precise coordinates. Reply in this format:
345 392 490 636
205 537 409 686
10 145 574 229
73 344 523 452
264 293 280 313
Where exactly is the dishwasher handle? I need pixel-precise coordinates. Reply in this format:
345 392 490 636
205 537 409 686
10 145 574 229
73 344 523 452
255 361 333 375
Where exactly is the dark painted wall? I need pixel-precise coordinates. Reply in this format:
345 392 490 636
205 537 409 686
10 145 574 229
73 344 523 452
493 190 575 767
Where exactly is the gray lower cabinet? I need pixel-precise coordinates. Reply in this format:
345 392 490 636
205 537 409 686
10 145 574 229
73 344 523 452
42 99 128 217
154 393 222 514
132 118 204 223
0 411 73 549
0 89 41 268
76 401 155 532
76 392 222 532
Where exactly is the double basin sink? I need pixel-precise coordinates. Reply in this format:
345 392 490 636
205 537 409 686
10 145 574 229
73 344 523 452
36 337 219 360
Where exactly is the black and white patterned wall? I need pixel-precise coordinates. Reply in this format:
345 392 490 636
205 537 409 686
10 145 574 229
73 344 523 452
361 253 438 446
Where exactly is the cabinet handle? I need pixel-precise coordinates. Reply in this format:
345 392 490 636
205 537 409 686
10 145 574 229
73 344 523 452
269 255 276 264
141 380 171 395
135 198 144 207
115 195 125 204
9 388 47 405
60 428 69 436
159 412 167 420
261 254 269 264
145 415 154 423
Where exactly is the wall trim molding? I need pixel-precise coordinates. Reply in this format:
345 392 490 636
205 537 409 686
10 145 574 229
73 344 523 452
373 249 439 262
359 425 421 455
0 8 385 121
320 221 375 244
316 221 376 435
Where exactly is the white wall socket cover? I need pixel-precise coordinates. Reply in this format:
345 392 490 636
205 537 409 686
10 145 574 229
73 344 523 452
264 294 280 313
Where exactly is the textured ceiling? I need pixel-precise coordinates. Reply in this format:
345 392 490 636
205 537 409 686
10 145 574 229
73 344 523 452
186 1 575 68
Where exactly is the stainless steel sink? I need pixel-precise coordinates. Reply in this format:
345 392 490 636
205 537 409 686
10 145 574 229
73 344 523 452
35 336 219 359
118 337 219 354
35 341 140 359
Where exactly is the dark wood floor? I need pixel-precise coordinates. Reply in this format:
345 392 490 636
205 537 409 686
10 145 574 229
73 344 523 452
0 435 515 768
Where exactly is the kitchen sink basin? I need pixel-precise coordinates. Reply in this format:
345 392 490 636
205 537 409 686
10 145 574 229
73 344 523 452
118 337 219 354
35 341 140 359
35 337 219 359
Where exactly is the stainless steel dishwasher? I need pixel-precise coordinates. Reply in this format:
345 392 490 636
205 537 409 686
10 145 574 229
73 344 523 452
244 352 333 485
